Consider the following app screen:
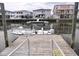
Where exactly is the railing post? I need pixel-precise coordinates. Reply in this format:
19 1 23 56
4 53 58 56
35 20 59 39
71 2 78 49
27 36 30 56
0 3 9 47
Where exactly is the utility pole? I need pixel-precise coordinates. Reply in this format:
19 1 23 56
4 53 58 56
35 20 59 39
71 2 78 49
0 3 9 47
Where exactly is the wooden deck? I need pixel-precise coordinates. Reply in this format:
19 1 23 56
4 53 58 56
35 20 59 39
0 35 77 56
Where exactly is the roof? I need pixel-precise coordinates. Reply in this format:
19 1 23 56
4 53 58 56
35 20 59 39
33 9 51 11
13 10 32 13
53 4 74 11
5 10 13 12
54 4 74 7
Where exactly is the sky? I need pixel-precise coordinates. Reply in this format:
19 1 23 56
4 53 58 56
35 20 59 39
0 0 74 11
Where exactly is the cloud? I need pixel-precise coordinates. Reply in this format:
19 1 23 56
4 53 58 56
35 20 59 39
2 2 74 11
23 2 54 11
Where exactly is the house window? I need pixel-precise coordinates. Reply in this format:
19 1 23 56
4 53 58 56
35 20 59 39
20 12 23 14
61 10 64 14
66 10 69 13
0 15 2 18
66 15 69 18
60 14 64 18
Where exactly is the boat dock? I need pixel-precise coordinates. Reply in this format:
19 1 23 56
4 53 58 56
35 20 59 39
0 35 77 56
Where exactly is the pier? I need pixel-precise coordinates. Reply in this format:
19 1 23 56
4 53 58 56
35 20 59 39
0 35 77 56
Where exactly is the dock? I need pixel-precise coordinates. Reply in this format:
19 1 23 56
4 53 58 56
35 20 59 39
0 35 77 56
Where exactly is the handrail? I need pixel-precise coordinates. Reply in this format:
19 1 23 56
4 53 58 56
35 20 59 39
53 39 65 56
7 39 26 56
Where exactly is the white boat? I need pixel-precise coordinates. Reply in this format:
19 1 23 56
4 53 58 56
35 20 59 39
37 30 44 34
48 29 54 34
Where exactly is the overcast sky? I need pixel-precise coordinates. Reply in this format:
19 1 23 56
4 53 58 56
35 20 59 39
0 0 74 11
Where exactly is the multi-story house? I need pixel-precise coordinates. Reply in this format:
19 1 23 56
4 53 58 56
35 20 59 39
33 9 52 19
53 4 74 34
53 4 74 19
0 10 33 19
13 10 33 19
5 10 15 19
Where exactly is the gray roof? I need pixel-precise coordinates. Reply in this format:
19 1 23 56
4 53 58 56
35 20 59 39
33 9 51 11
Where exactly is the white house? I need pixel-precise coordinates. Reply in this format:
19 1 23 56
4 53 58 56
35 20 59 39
13 10 33 19
4 10 33 19
33 9 52 19
5 10 15 19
